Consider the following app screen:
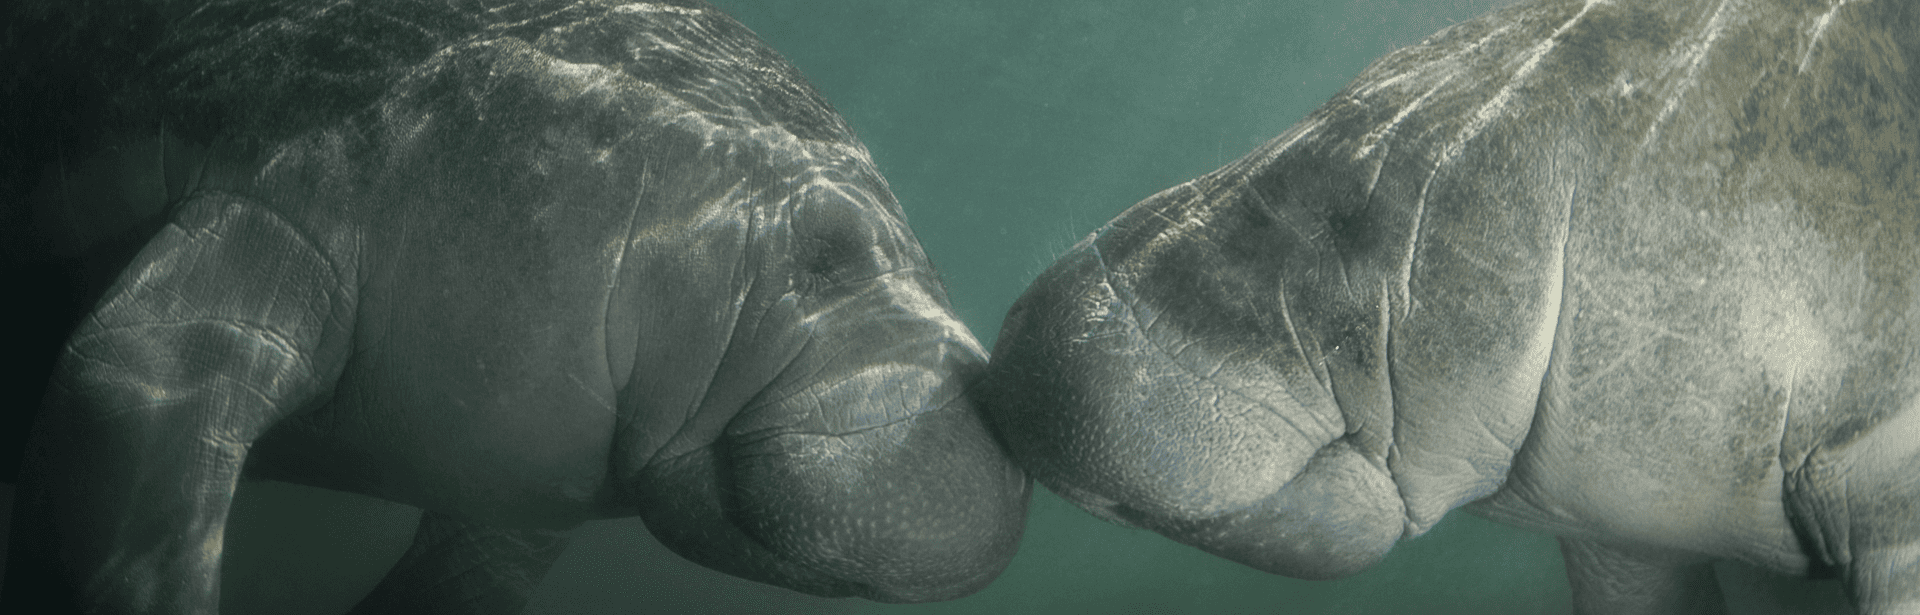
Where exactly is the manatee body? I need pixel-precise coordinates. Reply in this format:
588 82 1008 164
982 0 1918 612
1 1 1028 612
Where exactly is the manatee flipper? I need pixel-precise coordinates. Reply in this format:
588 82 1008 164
1788 415 1920 615
1559 537 1726 615
347 511 570 615
2 192 355 613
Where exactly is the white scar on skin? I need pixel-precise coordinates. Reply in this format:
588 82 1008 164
639 32 692 58
1799 0 1857 74
1278 116 1328 155
614 3 705 17
1239 115 1331 172
1353 73 1456 161
1398 158 1441 316
1641 0 1736 148
1354 22 1515 101
549 57 622 95
1442 0 1608 163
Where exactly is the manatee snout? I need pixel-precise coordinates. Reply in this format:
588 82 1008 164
721 272 1031 602
980 211 1403 581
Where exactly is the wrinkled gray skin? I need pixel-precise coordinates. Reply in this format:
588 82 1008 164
0 0 1029 613
981 0 1917 613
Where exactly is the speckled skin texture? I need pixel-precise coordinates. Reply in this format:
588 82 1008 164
1 1 1028 612
981 0 1918 613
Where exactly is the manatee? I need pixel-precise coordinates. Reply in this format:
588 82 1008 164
1 1 1028 612
979 0 1919 612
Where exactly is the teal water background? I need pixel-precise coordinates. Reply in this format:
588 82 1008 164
0 0 1849 613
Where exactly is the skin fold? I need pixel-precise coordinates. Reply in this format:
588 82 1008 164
1 0 1029 613
980 0 1918 613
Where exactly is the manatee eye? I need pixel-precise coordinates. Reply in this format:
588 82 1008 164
801 229 874 282
791 196 893 289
